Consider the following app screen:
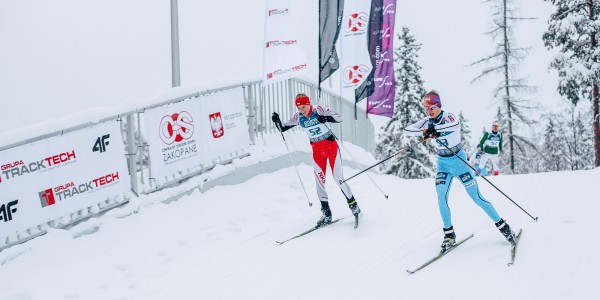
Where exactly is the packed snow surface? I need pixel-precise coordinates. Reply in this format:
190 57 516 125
1 160 598 300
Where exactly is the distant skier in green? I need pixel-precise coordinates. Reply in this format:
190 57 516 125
478 122 502 176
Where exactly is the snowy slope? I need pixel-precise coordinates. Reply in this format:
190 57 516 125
0 155 598 300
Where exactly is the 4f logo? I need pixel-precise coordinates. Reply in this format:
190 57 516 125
0 200 18 222
93 134 110 153
39 188 56 207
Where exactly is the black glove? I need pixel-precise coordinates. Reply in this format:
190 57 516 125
271 112 283 131
271 112 280 124
317 115 335 123
423 127 440 139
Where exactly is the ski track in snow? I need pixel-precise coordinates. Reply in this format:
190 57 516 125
0 166 599 300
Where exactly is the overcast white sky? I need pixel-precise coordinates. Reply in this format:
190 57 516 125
0 0 576 145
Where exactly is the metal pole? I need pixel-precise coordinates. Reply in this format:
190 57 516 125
246 85 256 145
127 114 139 194
275 122 313 207
137 112 144 185
341 138 430 184
170 0 181 87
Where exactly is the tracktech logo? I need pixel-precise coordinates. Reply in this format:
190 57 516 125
268 8 289 16
39 172 121 207
1 150 77 183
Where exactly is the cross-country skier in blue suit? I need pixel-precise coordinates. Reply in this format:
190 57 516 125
403 90 516 250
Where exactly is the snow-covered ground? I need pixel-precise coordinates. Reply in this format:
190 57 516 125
1 142 598 299
1 1 598 299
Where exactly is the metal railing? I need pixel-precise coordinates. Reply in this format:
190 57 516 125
245 78 375 155
0 78 375 251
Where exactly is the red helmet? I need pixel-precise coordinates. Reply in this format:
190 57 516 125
423 92 441 109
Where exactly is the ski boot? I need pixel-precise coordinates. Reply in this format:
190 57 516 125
316 201 333 227
441 226 456 252
347 197 361 217
495 218 516 245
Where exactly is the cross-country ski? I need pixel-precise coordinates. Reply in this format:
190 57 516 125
508 229 523 266
407 234 475 274
276 218 345 245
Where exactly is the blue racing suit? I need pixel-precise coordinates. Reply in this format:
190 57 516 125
403 111 501 228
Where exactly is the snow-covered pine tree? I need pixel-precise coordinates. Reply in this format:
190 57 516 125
573 111 594 170
377 27 435 179
470 0 537 173
542 115 565 172
543 0 600 167
562 105 594 170
459 111 474 157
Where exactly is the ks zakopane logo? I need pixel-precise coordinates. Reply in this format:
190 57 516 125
343 65 370 85
344 12 368 33
159 111 194 145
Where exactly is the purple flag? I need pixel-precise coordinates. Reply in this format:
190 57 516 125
354 0 396 118
366 0 396 117
354 0 382 105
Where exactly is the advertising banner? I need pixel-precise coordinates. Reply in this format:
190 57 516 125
144 99 208 180
0 121 130 242
144 88 251 182
366 0 396 117
198 87 251 160
263 0 308 85
340 0 372 92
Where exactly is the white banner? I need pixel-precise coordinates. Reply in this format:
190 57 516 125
340 0 372 91
144 99 209 180
198 88 251 160
144 88 251 182
263 0 308 85
0 121 130 242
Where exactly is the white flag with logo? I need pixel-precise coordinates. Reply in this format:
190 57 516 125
262 0 308 85
340 0 372 92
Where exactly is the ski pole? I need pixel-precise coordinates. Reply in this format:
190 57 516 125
322 123 389 199
434 139 538 222
340 138 430 184
275 122 313 207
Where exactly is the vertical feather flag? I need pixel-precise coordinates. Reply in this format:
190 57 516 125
339 0 373 96
263 0 308 85
365 0 396 117
354 0 396 118
319 0 345 84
